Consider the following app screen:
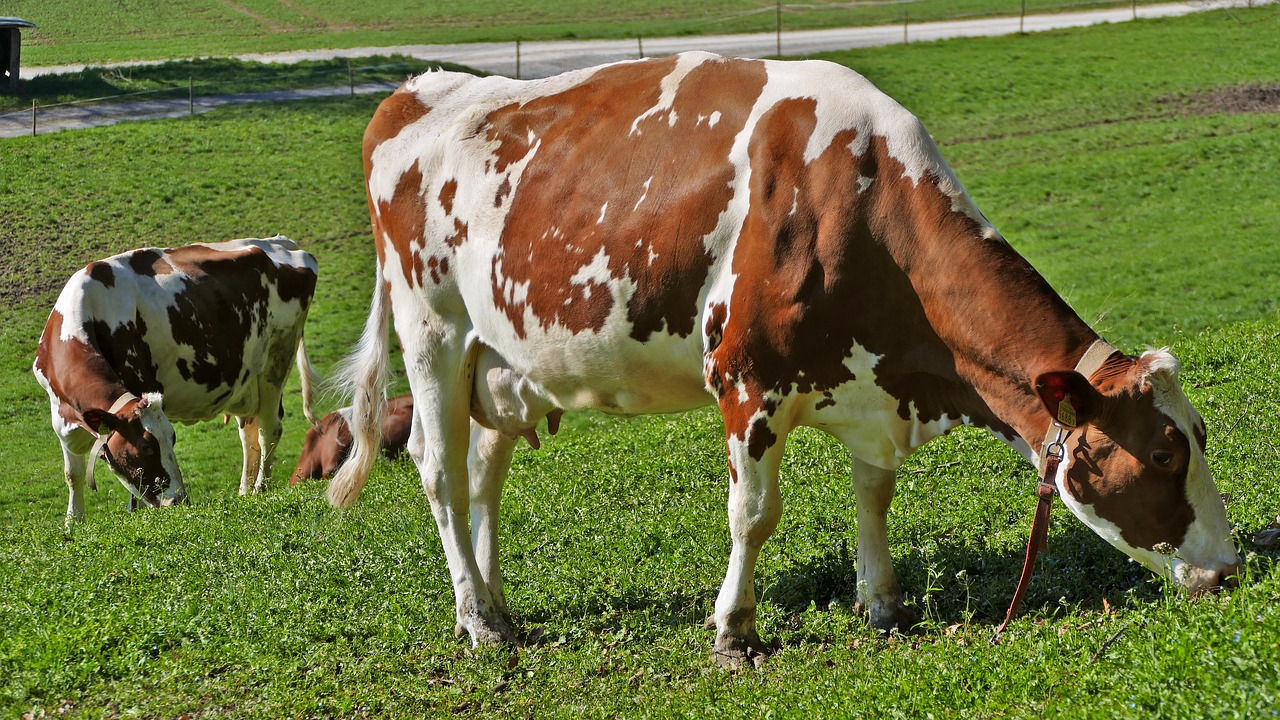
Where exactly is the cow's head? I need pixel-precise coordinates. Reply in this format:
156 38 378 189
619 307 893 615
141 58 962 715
1035 350 1239 595
82 393 187 508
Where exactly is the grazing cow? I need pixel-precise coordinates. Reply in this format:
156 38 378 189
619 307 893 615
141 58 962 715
291 394 415 483
34 236 319 523
329 53 1240 666
291 355 564 483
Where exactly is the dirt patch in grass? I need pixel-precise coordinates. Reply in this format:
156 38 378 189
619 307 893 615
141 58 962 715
1158 83 1280 115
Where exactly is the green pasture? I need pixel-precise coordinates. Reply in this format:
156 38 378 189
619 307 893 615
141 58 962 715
1 7 1278 718
14 0 1181 67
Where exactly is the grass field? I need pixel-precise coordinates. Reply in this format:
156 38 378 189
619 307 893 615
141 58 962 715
1 7 1279 718
12 0 1184 67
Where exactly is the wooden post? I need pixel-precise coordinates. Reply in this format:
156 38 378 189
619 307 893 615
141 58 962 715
1020 0 1026 33
903 11 909 44
31 98 35 136
1132 0 1137 20
637 35 644 59
776 0 781 57
516 39 521 79
348 60 354 95
189 76 194 115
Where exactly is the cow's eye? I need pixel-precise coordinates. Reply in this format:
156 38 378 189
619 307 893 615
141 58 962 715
1151 449 1175 468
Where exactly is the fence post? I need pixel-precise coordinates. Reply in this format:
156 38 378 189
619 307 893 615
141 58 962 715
348 60 354 96
903 11 909 44
31 99 35 136
637 35 643 59
776 0 782 56
189 76 194 115
1132 0 1137 20
1020 0 1026 33
516 39 521 79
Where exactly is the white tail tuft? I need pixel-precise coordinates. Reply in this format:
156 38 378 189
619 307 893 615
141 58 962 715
295 335 322 427
326 262 391 509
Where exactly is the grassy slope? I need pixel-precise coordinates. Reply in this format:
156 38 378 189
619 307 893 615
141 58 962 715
13 0 1179 66
1 7 1278 718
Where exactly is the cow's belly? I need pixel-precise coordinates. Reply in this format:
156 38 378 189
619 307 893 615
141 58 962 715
794 349 964 471
474 319 712 416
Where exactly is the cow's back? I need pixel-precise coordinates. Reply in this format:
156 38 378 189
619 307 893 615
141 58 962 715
364 53 990 419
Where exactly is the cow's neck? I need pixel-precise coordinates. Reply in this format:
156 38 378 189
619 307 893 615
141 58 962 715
870 153 1099 450
37 314 135 421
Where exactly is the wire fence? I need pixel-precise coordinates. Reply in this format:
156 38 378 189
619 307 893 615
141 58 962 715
0 0 1269 137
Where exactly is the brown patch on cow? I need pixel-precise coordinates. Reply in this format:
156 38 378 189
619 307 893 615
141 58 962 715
87 262 115 288
127 249 169 277
364 92 433 273
494 177 512 208
445 219 469 248
482 56 767 340
1060 358 1197 551
34 311 134 428
374 162 429 287
363 91 432 163
439 178 459 215
708 96 1104 456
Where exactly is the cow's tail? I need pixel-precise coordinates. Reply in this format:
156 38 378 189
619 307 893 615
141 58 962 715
326 262 390 509
294 335 321 427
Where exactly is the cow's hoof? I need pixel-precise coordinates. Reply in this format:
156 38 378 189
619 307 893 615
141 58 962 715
712 629 770 670
855 598 920 633
458 613 519 646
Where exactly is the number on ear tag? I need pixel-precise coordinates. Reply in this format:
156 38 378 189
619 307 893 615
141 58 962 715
1057 393 1077 426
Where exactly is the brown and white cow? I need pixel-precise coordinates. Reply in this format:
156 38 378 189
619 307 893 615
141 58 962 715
291 394 415 483
328 53 1239 666
34 236 319 523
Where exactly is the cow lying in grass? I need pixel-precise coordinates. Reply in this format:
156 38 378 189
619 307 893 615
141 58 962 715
34 236 318 523
329 53 1240 667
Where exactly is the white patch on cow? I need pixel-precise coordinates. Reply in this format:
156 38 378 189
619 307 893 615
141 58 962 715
633 177 653 212
629 52 711 136
569 247 613 288
857 175 874 193
708 110 722 128
789 186 800 217
597 202 609 225
1141 349 1238 574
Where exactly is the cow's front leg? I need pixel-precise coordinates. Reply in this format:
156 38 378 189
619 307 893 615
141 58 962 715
407 338 515 646
711 411 789 669
851 457 918 632
468 421 517 624
62 447 89 526
237 416 263 495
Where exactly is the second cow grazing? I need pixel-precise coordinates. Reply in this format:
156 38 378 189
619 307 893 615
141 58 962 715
34 236 319 523
329 53 1239 667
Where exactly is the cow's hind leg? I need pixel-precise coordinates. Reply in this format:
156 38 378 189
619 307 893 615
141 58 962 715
851 457 918 632
252 398 286 493
711 402 791 669
405 335 514 646
468 422 517 625
237 416 263 496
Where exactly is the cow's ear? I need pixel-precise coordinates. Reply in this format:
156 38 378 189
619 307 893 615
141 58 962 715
1034 371 1102 428
81 408 117 435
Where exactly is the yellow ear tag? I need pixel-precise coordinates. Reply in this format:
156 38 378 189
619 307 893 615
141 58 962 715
1057 392 1077 427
